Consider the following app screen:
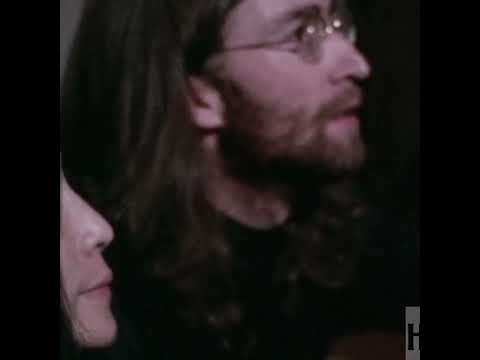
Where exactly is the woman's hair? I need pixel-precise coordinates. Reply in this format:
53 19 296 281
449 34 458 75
61 0 367 341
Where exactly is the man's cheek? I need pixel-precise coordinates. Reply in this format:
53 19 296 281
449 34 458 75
229 58 311 105
234 111 293 143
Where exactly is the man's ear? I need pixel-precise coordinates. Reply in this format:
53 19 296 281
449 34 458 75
188 75 225 130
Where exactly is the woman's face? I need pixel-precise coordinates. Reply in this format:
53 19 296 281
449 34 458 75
60 169 117 347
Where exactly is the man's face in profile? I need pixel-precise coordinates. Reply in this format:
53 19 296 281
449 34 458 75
209 0 371 172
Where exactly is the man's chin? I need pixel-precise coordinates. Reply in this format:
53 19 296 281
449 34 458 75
328 151 366 174
325 141 366 173
293 139 367 175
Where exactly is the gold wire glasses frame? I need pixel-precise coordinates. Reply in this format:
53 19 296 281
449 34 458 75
217 9 357 58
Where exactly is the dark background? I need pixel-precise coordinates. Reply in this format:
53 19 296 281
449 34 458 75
352 0 420 330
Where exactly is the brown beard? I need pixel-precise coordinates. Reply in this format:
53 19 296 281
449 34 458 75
214 77 366 190
214 79 369 286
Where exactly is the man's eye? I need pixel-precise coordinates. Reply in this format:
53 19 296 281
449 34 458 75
295 20 320 43
295 16 325 42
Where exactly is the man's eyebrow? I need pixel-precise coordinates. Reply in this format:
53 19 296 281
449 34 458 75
268 0 346 28
269 4 321 30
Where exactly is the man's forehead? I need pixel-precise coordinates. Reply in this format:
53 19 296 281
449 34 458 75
227 0 334 25
223 0 334 42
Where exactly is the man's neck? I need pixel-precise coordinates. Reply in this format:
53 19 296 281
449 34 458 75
207 167 291 230
203 137 291 230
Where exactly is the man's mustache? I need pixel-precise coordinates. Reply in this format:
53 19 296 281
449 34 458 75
314 85 363 121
